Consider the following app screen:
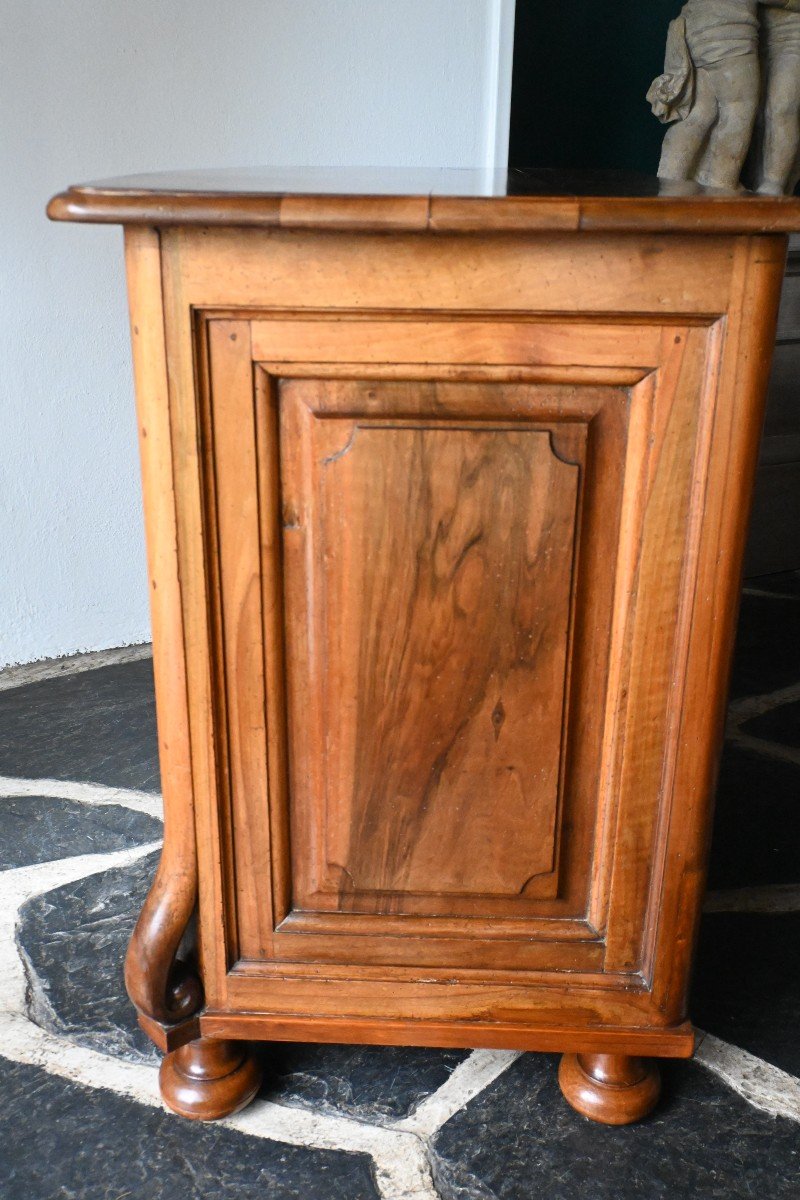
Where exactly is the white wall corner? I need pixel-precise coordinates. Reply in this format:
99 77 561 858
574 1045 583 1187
483 0 517 169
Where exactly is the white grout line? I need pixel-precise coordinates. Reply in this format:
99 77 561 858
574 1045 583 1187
741 586 800 600
696 1032 800 1124
0 776 163 822
0 841 440 1200
705 884 800 914
0 846 163 1025
0 644 153 693
727 680 800 724
724 679 800 767
228 1101 437 1200
726 731 800 768
0 811 518 1200
1 773 798 1192
394 1048 521 1138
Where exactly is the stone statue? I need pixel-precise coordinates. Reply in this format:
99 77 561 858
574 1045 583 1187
648 0 800 194
757 7 800 192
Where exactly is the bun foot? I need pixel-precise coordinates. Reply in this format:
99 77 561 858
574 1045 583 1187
160 1037 262 1120
558 1053 660 1126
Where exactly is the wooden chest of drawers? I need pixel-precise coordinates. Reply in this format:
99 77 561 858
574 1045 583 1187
49 168 800 1125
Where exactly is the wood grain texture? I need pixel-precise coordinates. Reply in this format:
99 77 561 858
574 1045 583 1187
558 1053 661 1125
161 227 738 316
282 400 581 908
200 1011 695 1058
160 1036 262 1121
46 164 800 232
121 227 202 1030
189 304 737 1001
186 299 749 995
47 183 793 1124
202 362 636 975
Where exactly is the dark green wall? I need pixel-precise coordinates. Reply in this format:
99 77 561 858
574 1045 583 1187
509 2 684 173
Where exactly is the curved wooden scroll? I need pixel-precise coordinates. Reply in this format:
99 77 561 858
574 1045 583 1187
124 833 202 1025
122 227 203 1040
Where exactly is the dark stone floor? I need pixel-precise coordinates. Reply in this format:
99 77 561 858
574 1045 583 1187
693 911 800 1078
0 657 160 790
1 572 798 1199
18 851 164 1064
431 1055 800 1200
0 795 161 872
0 1058 379 1200
706 744 800 889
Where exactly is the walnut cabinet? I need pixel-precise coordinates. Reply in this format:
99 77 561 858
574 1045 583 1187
48 169 800 1125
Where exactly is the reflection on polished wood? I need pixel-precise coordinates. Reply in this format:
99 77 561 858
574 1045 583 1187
47 164 800 232
48 170 798 1125
559 1053 661 1126
159 1037 262 1121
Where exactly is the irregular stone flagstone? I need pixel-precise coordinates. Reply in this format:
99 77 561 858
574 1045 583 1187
0 1055 380 1200
0 659 160 790
430 1055 800 1200
0 794 162 870
265 1042 469 1123
742 697 800 750
17 851 161 1063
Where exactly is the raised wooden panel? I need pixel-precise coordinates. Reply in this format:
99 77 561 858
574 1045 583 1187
200 345 650 978
280 391 583 912
272 375 619 944
191 305 738 998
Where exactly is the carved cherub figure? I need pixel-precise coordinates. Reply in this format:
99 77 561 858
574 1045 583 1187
649 0 800 192
757 4 800 193
649 0 761 191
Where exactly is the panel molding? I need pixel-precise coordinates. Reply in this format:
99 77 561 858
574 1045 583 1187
190 307 728 1002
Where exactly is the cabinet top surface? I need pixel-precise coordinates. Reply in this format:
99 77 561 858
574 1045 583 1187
47 166 800 234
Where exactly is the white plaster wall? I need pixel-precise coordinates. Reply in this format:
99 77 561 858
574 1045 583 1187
0 0 514 667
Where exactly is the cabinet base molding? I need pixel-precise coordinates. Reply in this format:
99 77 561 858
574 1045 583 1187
199 1012 695 1059
159 1037 262 1121
138 1011 200 1054
558 1053 661 1125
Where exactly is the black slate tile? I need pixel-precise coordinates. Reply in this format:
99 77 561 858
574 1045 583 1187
707 743 800 889
430 1054 800 1200
264 1041 468 1122
0 1055 379 1200
0 795 161 870
17 851 161 1063
728 593 800 700
692 911 800 1079
741 698 800 749
18 853 469 1122
0 659 159 790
